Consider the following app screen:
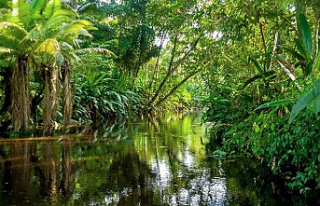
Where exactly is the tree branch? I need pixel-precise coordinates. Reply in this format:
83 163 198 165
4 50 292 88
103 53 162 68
155 70 200 107
149 33 202 106
148 31 166 94
149 33 178 105
259 20 267 72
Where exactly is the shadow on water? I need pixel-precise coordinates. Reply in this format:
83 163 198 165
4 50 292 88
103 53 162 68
0 112 317 206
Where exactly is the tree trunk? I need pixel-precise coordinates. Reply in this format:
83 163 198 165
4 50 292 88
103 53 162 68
148 31 166 97
148 33 201 106
148 34 178 106
60 137 71 198
155 70 200 107
43 67 60 127
63 61 72 125
11 56 30 131
31 83 44 125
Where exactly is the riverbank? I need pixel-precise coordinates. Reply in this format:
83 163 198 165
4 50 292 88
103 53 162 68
0 113 312 205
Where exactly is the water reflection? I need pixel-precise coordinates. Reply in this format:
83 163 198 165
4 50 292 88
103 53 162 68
0 113 309 205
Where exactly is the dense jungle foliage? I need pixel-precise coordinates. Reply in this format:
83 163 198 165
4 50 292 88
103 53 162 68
1 0 320 197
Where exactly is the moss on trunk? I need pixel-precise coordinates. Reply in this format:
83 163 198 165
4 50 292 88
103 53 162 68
11 56 30 131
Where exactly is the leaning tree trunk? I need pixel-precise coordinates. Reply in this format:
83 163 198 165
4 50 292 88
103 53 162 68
11 56 30 131
63 61 72 125
43 67 60 127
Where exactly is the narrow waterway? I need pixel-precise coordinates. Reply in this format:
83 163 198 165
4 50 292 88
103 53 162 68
0 113 306 205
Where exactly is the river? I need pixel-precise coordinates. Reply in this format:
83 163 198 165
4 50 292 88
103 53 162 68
0 113 309 205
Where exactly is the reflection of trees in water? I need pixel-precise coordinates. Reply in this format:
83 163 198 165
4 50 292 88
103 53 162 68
2 141 33 204
0 138 74 205
0 115 300 206
42 141 58 197
59 137 72 201
97 116 229 206
109 151 155 205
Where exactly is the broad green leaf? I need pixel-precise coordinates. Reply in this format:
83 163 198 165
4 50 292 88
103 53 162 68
283 46 305 60
305 61 313 77
256 99 295 110
0 13 17 23
289 79 320 124
242 74 264 89
307 95 320 114
251 58 264 74
294 38 309 60
298 13 313 56
30 0 50 24
264 70 276 78
43 15 73 31
43 0 61 20
12 0 30 26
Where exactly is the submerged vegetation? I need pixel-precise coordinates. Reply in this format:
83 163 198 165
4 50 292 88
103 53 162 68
1 0 320 199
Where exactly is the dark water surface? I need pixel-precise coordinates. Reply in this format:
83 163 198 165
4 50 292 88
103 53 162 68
0 114 307 205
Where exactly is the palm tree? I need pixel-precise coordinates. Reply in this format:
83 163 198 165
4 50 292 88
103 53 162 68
0 22 34 131
0 0 114 129
0 0 67 130
0 0 89 130
35 18 113 126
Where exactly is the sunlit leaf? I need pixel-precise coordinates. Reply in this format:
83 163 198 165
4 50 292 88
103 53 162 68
298 13 313 56
256 99 295 110
289 79 320 124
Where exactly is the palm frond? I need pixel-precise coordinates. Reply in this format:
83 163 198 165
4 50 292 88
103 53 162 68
60 41 80 61
34 38 60 57
30 0 49 13
28 25 42 40
30 0 49 24
43 15 73 31
12 0 30 26
0 46 13 60
0 47 12 53
51 9 78 18
44 0 62 20
0 13 17 23
77 2 97 14
57 20 94 44
0 22 28 51
84 17 115 34
76 48 115 56
0 21 28 40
